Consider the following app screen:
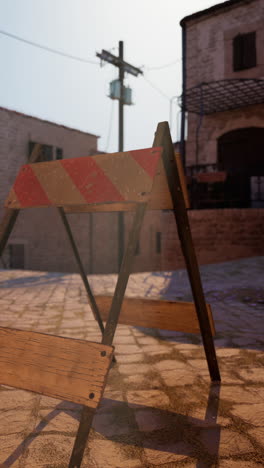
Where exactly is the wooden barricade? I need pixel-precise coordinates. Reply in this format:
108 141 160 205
0 122 220 467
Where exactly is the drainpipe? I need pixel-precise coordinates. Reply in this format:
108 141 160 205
180 22 186 171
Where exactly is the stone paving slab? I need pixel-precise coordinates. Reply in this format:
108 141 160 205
0 256 263 467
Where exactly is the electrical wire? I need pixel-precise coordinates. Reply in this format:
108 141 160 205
0 28 180 74
145 58 182 71
0 28 98 65
0 27 175 112
143 76 170 100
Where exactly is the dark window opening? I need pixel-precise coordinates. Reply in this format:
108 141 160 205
28 141 53 162
56 147 63 160
135 240 140 255
9 244 25 269
156 232 161 254
233 32 256 71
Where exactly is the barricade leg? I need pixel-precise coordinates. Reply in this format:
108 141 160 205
154 122 221 382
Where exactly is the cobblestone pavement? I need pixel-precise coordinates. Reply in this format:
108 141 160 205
0 256 263 467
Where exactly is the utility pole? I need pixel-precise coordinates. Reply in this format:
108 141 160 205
118 41 124 153
96 41 143 270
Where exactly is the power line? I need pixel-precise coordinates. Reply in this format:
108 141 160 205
0 28 181 74
0 27 176 106
143 76 170 100
145 58 182 71
0 28 98 65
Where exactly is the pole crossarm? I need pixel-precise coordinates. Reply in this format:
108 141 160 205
96 49 143 76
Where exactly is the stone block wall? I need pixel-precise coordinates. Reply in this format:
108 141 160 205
184 0 264 166
0 106 120 274
160 208 264 271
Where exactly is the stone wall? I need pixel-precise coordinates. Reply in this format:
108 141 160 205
0 107 163 274
1 107 263 275
184 0 264 166
160 208 264 271
0 107 119 274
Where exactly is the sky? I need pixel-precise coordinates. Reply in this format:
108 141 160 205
0 0 226 153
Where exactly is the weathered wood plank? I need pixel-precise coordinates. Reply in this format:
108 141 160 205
4 146 191 213
95 296 215 335
5 148 162 210
175 152 190 209
154 121 220 381
0 327 114 408
63 153 189 213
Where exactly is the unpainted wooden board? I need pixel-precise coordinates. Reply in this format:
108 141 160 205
0 327 114 408
95 296 216 335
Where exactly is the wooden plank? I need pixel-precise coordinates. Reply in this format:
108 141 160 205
102 203 147 346
0 327 114 408
175 152 190 209
94 295 215 335
5 148 162 210
63 202 137 213
154 122 220 382
63 153 189 213
58 207 105 336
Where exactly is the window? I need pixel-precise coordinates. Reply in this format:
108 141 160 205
156 232 161 254
135 240 140 255
251 176 264 201
233 32 256 71
28 143 63 162
28 141 53 162
9 244 25 269
56 147 63 160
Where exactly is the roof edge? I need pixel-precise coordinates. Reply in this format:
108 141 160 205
180 0 257 26
0 105 99 139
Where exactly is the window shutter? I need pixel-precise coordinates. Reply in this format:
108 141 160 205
243 32 256 69
233 32 256 71
233 35 243 71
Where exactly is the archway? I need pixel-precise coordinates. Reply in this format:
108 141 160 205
218 127 264 207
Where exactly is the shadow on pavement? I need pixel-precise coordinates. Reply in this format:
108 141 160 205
1 383 221 468
0 272 69 288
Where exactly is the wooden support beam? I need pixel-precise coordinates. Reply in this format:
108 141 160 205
153 122 221 382
93 296 215 335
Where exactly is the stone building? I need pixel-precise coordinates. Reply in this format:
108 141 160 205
160 0 264 271
179 0 264 209
0 106 114 273
2 0 264 279
0 106 162 274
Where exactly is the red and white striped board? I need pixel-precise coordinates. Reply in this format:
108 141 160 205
5 147 163 211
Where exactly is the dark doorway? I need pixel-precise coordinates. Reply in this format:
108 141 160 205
218 127 264 207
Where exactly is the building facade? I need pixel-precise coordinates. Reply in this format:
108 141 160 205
159 0 264 270
2 3 264 280
0 106 163 274
0 107 116 273
180 0 264 209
